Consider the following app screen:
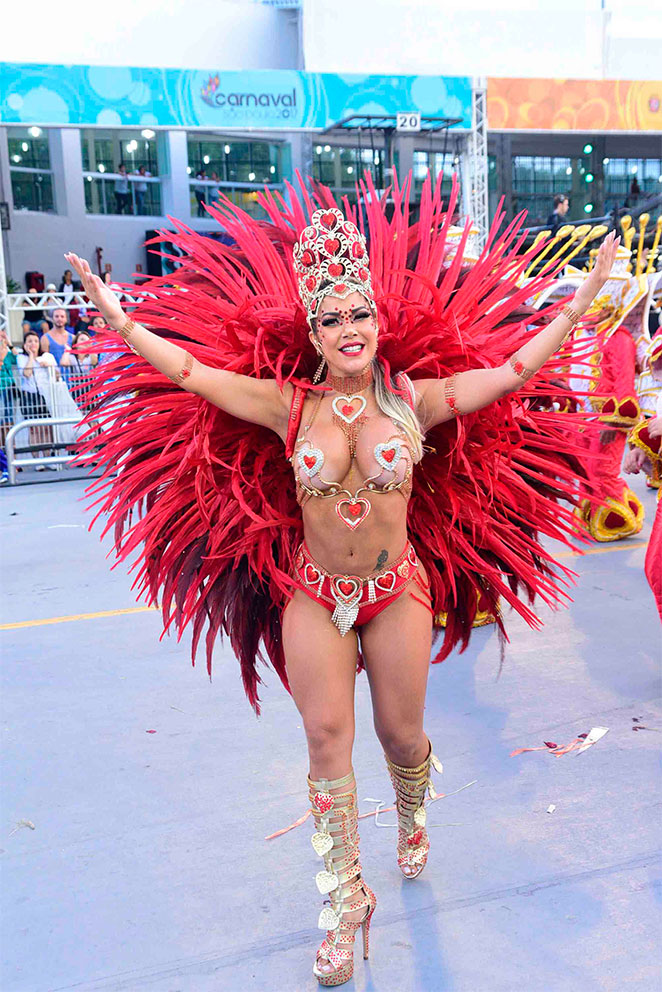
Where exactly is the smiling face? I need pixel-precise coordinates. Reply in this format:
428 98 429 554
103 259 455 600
310 290 377 377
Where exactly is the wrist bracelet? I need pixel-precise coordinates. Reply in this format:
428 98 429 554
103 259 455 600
561 303 582 326
168 351 194 386
509 354 535 381
116 317 139 355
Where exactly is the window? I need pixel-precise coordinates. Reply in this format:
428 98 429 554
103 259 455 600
186 136 284 219
80 129 161 216
312 144 386 193
604 157 662 214
511 155 572 226
413 150 459 198
8 127 55 213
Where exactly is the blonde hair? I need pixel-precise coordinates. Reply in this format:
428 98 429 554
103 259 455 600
372 358 425 463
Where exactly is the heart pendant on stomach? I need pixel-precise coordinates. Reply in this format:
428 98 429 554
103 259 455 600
335 496 371 529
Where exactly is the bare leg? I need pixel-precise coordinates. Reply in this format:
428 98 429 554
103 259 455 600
359 576 433 875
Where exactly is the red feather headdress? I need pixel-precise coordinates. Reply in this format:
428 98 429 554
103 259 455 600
78 172 598 712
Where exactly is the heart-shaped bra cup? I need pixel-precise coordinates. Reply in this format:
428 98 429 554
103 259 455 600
374 440 402 471
297 446 324 477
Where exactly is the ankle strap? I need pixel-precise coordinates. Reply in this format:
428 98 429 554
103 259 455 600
308 769 355 792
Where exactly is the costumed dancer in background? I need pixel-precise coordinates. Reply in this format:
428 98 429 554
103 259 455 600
625 327 662 619
66 176 617 987
566 234 651 541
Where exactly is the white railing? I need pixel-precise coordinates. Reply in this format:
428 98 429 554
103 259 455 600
6 289 142 312
83 171 162 216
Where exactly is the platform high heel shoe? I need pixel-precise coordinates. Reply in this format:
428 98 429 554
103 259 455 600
385 740 443 879
308 769 377 987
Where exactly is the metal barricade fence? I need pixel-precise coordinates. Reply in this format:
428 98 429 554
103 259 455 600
2 363 100 483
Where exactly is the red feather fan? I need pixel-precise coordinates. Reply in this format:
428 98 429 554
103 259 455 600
78 173 598 712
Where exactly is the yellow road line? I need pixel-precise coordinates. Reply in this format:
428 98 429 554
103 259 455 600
0 605 157 631
556 540 649 559
1 540 650 632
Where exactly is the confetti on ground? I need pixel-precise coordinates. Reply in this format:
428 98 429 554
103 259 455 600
145 729 157 734
510 727 609 758
8 820 35 837
547 804 556 814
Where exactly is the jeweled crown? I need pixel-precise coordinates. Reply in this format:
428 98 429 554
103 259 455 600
293 207 374 323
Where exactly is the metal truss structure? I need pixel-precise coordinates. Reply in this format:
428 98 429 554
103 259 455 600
469 78 489 248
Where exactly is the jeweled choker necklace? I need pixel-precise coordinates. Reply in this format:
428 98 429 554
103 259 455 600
325 364 374 394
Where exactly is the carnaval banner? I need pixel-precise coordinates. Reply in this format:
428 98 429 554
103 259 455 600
487 77 662 132
0 64 472 131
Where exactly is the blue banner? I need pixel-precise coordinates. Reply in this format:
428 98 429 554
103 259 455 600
0 64 471 130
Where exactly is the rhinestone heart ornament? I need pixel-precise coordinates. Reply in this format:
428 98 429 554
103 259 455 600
335 497 371 530
374 440 402 472
311 832 334 856
313 792 334 814
331 395 367 425
297 447 324 478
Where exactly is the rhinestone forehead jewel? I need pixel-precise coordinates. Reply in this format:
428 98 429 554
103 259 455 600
292 207 374 323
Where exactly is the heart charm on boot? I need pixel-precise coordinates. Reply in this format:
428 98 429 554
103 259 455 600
317 907 341 931
311 832 334 856
335 497 371 530
315 870 339 895
313 791 334 814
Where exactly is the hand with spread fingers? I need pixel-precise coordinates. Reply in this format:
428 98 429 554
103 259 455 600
64 252 124 329
578 230 621 306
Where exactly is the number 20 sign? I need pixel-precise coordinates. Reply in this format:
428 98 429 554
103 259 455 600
396 112 421 132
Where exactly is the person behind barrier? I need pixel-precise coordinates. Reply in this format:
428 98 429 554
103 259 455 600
40 308 74 369
546 193 569 234
16 330 56 468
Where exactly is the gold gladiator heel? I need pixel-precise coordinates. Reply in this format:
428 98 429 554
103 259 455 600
385 740 443 879
308 769 377 987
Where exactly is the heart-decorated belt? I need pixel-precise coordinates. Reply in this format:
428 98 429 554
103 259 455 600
294 542 419 636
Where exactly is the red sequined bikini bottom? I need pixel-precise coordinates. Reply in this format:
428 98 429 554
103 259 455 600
293 541 433 635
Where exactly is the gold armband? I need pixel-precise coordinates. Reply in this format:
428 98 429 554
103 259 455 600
168 351 194 386
444 374 460 416
509 354 535 381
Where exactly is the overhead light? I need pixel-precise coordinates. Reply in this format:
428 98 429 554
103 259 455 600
565 166 572 175
583 203 593 213
127 140 138 153
21 142 28 152
203 155 210 164
98 163 105 173
324 144 331 152
186 166 192 175
224 144 231 154
87 175 93 182
631 165 638 174
585 173 594 183
583 143 593 154
603 157 610 165
29 126 42 137
12 154 21 163
658 175 662 183
270 165 276 174
248 171 256 181
141 129 155 139
347 166 353 174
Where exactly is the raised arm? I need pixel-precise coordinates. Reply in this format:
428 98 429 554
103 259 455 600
415 231 620 428
64 253 292 437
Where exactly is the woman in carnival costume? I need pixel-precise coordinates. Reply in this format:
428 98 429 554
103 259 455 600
66 175 618 987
